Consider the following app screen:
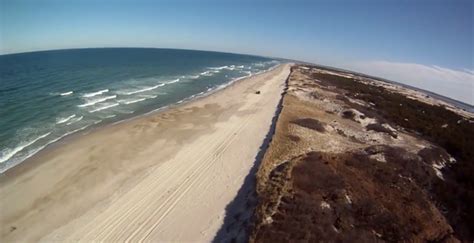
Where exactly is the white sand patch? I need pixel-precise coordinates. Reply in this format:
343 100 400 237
320 201 331 210
344 194 352 204
432 165 445 180
382 123 397 132
370 153 387 163
348 109 377 127
431 152 457 180
312 68 354 79
325 124 335 132
347 96 369 107
264 216 274 224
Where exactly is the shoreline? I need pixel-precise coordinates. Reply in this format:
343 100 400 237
0 63 291 242
0 64 280 175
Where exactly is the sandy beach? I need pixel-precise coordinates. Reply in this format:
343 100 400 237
0 64 291 242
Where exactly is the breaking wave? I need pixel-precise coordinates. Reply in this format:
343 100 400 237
78 95 117 107
60 91 73 96
83 89 109 98
0 132 51 164
89 103 120 113
56 114 76 124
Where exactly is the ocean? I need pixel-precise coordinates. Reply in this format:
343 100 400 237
0 48 280 173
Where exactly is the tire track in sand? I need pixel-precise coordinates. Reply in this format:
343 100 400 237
70 109 254 242
135 115 254 242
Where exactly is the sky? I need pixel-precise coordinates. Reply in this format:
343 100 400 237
1 0 473 104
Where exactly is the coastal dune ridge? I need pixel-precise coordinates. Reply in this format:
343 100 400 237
0 63 291 242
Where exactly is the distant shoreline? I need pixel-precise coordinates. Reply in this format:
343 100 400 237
3 47 468 111
0 62 281 175
0 48 281 174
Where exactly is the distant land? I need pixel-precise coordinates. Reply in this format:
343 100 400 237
284 59 474 113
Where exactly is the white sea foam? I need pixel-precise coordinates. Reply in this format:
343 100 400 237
17 124 94 167
103 114 117 119
56 114 76 124
200 71 214 76
60 91 73 96
0 125 99 172
140 94 158 99
165 78 180 84
209 65 229 70
83 89 109 98
89 103 119 113
66 116 83 125
0 132 51 164
122 98 147 105
52 125 90 143
124 84 165 95
78 95 117 107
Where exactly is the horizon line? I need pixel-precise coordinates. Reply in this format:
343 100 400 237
1 46 471 109
0 46 283 60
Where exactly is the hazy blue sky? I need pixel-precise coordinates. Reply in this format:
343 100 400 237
1 0 473 103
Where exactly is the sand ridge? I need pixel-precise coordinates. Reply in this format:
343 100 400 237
251 65 470 242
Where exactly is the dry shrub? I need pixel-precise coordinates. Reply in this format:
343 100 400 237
291 118 326 132
342 110 355 120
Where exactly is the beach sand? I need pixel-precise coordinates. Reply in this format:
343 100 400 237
0 64 290 242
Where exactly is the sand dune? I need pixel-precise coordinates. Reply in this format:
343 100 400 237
251 65 468 242
0 64 290 242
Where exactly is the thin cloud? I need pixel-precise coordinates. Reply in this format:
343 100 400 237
345 61 474 105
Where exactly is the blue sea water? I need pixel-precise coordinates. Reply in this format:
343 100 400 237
0 48 280 173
